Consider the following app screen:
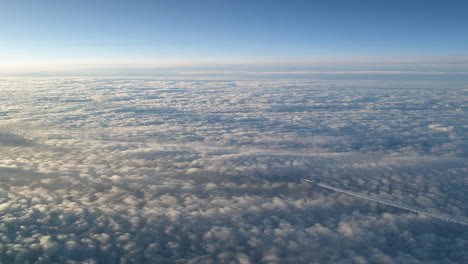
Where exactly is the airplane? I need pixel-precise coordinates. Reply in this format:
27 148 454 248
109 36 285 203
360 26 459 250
303 178 320 184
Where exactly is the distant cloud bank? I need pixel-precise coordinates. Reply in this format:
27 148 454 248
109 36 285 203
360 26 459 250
2 57 468 80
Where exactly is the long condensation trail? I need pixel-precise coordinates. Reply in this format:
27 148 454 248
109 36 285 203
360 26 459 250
305 179 468 226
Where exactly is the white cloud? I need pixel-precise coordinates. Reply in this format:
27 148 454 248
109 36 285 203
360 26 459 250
0 78 466 263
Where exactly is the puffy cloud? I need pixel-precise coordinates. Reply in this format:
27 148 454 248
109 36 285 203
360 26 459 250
0 78 467 263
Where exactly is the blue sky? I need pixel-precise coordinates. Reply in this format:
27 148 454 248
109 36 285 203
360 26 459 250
1 0 468 71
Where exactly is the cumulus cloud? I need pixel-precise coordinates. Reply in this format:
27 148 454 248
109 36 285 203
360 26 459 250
0 78 467 263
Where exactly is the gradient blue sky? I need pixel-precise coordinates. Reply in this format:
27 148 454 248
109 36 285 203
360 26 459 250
1 0 468 72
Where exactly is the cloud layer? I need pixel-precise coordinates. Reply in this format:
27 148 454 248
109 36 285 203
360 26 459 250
0 78 467 263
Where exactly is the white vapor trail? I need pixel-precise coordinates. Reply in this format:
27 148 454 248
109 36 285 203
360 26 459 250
307 180 468 226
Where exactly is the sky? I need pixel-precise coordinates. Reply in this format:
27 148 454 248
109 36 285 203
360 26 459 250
1 0 468 72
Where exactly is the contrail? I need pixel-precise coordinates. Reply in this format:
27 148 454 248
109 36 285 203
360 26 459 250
305 178 468 226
